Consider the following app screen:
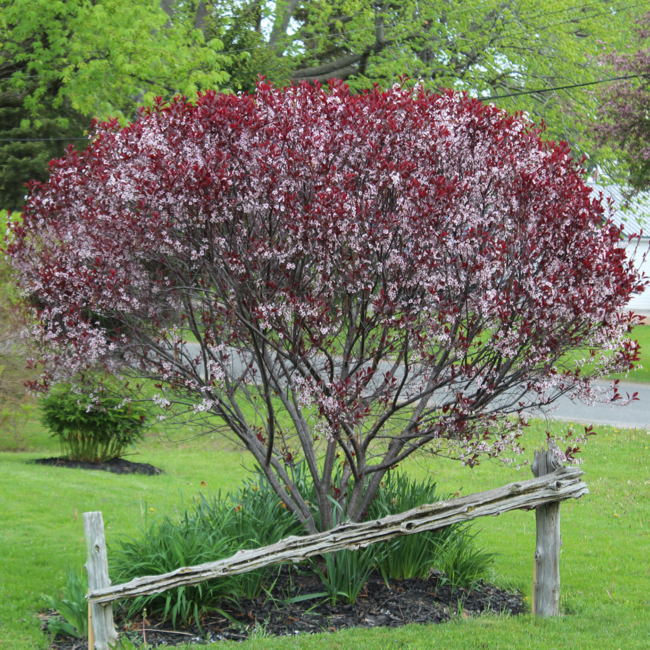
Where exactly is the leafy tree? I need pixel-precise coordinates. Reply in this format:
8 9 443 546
0 0 229 209
0 81 88 212
205 0 643 155
597 12 650 191
208 1 278 93
8 83 643 533
0 234 37 451
1 0 228 120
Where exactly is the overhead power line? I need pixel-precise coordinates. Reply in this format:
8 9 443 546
260 0 646 87
215 0 618 57
486 72 649 100
2 0 643 75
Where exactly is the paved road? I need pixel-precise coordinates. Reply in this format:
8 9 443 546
180 343 649 430
533 380 649 430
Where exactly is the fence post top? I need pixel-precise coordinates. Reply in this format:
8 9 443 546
532 442 563 478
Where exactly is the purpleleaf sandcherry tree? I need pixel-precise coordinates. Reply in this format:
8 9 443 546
9 82 644 533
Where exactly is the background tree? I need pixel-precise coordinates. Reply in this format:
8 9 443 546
205 0 643 157
0 214 37 450
597 12 650 191
8 83 643 533
2 0 646 210
208 0 279 93
0 0 229 210
0 81 88 212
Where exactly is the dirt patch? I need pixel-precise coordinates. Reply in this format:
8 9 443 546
45 566 525 648
32 456 163 476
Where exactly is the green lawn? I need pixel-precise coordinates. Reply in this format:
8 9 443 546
554 324 650 384
612 324 650 383
0 416 648 649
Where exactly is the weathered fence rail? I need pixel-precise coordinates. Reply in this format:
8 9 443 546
84 451 587 649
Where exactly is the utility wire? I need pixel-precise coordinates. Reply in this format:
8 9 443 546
216 0 617 57
0 0 646 143
259 0 646 83
1 0 641 68
485 73 649 100
1 0 643 128
205 0 643 59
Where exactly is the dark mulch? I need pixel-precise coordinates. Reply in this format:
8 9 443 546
32 457 163 476
45 566 525 648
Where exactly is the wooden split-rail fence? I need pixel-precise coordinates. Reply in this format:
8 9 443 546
83 446 588 649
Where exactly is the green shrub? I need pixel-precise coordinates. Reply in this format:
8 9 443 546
42 566 88 639
0 399 35 451
40 385 149 461
0 252 39 451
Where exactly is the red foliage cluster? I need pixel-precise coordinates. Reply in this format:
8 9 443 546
8 82 643 530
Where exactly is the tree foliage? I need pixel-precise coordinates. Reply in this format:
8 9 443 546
206 0 643 154
0 0 229 209
0 239 37 451
1 0 229 120
8 83 643 532
0 82 88 212
597 12 650 191
0 0 645 210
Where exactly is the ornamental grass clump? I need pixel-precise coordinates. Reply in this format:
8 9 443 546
111 511 235 628
111 471 304 626
438 528 496 589
42 566 88 640
193 472 305 599
368 472 461 581
40 385 148 462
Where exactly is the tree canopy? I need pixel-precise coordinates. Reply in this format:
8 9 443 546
206 0 644 154
0 0 646 209
9 82 643 532
2 0 228 120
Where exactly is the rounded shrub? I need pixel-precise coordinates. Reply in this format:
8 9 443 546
40 385 148 462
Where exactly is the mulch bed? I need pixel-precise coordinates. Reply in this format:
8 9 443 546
45 566 525 648
32 457 163 476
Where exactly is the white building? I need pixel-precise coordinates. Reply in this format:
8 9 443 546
588 182 650 319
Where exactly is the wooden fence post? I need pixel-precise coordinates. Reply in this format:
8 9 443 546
83 512 119 650
531 444 562 616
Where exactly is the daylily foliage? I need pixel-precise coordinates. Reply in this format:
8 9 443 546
8 82 644 533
